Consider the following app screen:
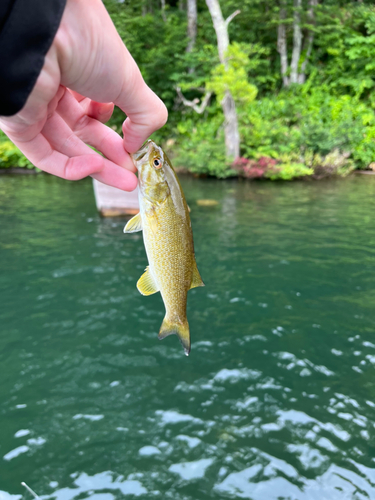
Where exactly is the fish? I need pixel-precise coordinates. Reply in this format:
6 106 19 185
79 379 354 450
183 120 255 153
124 140 204 355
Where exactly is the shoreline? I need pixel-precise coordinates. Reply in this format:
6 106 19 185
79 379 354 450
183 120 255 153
1 167 375 179
0 167 40 175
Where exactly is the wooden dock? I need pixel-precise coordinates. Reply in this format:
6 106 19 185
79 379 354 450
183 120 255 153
93 179 139 216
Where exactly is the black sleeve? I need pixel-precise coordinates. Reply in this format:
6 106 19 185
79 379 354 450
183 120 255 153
0 0 67 116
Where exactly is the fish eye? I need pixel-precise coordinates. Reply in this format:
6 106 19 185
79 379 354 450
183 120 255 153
153 158 162 169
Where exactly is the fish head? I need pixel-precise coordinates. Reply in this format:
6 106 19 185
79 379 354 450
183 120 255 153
131 140 170 204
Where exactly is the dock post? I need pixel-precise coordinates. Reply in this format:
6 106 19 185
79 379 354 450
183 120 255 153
93 179 139 216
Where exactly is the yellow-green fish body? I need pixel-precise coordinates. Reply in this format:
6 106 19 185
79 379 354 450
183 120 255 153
124 140 204 355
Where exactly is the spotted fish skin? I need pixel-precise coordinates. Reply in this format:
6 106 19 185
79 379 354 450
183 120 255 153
124 140 204 355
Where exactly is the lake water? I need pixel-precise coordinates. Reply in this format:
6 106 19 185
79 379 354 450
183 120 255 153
1 173 375 500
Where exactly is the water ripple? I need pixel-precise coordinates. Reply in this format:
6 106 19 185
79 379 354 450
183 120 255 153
1 176 375 499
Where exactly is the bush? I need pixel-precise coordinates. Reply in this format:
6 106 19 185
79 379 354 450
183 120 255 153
239 87 375 171
265 162 313 181
233 156 278 179
173 117 234 178
307 149 355 178
233 156 313 181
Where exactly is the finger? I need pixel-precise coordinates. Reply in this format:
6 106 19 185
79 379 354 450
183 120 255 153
0 83 64 142
42 112 131 175
47 85 66 118
113 58 168 153
56 90 133 171
69 90 86 103
120 88 168 154
86 101 114 124
68 89 114 123
13 131 137 190
91 162 137 191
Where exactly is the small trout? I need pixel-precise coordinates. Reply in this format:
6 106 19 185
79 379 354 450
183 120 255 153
124 140 204 355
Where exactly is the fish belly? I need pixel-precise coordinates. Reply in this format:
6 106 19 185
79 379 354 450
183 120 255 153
142 203 193 320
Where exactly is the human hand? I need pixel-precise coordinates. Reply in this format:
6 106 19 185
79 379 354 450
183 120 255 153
0 0 168 191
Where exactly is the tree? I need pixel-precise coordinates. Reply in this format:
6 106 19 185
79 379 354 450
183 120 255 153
277 0 317 86
205 0 240 159
186 0 197 53
161 0 167 21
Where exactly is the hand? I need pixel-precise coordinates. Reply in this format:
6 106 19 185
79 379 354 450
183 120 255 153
0 0 168 191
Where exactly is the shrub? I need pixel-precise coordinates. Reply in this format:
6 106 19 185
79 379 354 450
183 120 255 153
173 118 234 178
233 155 313 181
265 162 313 181
239 87 375 170
307 149 355 178
233 156 278 179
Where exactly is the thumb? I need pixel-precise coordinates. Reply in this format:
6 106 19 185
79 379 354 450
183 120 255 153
122 94 168 153
114 62 168 153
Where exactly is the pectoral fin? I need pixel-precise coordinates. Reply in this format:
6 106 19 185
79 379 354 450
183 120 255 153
137 267 159 296
190 260 205 289
124 213 142 233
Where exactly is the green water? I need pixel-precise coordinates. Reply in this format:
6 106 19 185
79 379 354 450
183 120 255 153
1 173 375 500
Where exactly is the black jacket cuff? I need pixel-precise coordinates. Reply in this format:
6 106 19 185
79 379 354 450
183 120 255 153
0 0 67 116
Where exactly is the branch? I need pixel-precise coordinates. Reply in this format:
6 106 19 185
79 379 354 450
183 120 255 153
225 9 240 27
176 87 213 114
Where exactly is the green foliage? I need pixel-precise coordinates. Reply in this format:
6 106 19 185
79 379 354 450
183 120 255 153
307 149 355 178
233 155 312 180
173 118 233 178
315 4 375 97
240 86 375 170
207 43 258 105
0 132 33 169
264 162 313 181
102 2 375 180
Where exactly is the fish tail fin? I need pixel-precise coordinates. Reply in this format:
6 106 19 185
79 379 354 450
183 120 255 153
159 316 190 356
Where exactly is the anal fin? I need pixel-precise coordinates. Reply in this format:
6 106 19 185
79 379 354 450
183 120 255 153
124 212 142 233
190 260 205 289
137 266 159 296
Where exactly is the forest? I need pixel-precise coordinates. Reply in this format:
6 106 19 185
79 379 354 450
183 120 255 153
1 0 375 180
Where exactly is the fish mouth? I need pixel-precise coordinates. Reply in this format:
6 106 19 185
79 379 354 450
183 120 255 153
130 140 153 165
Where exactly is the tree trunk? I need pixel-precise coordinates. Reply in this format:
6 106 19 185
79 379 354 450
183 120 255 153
205 0 240 159
298 0 317 84
205 0 229 66
277 0 289 87
222 91 240 160
142 0 147 16
161 0 166 21
278 0 317 86
290 0 302 84
186 0 197 53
